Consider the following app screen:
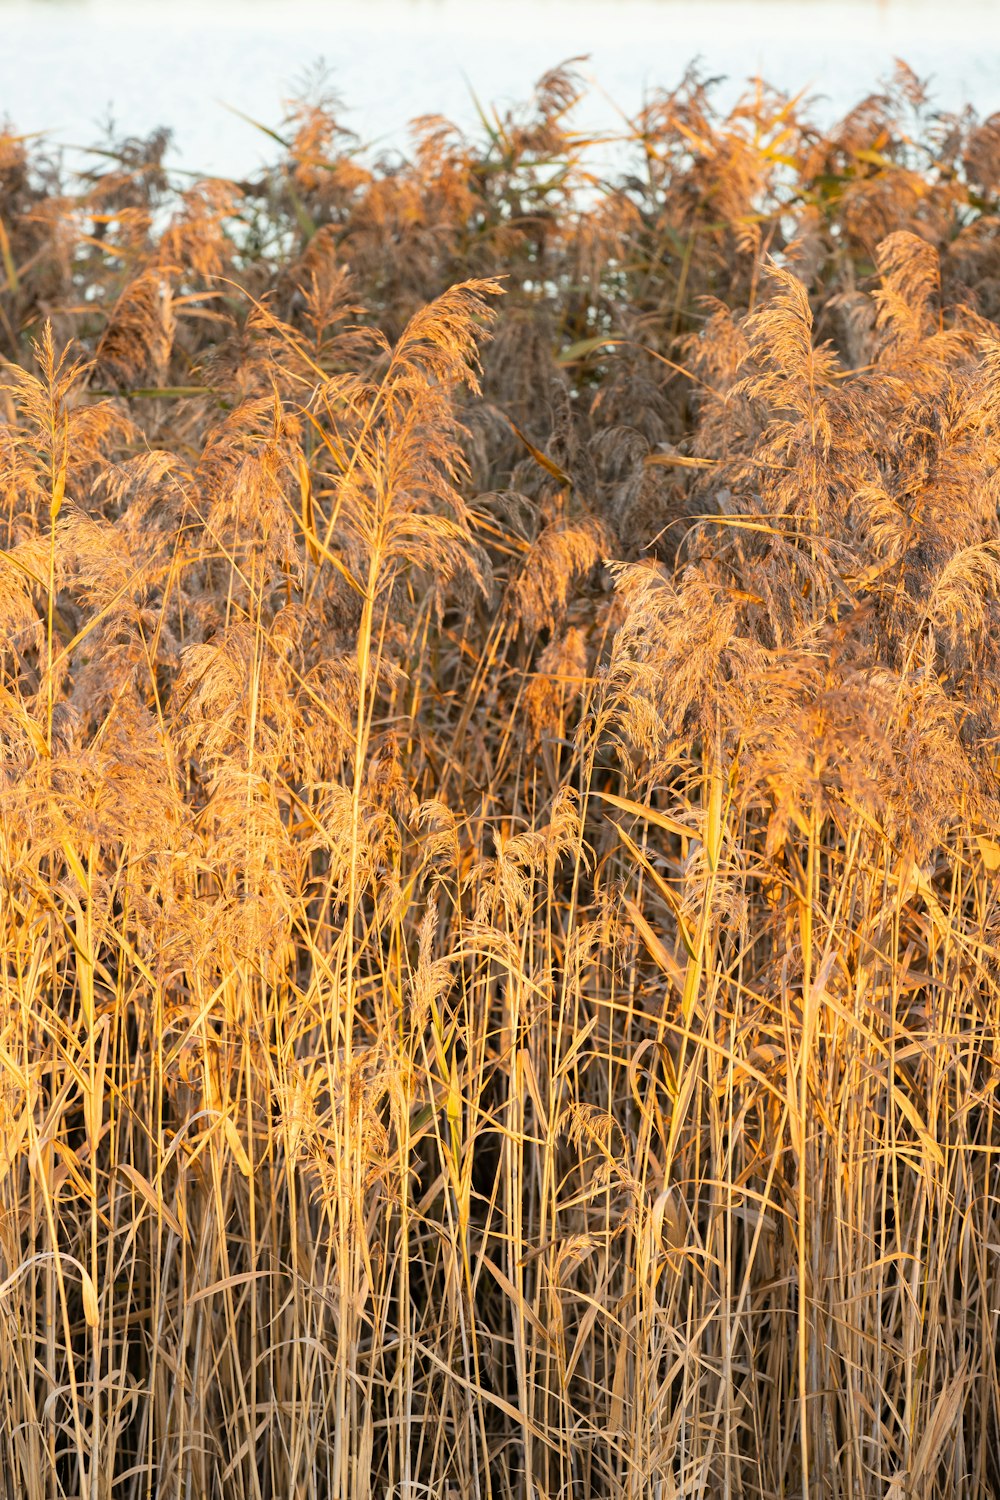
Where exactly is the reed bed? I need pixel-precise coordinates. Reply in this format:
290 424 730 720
1 60 1000 1499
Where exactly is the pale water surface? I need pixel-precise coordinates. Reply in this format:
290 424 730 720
1 0 998 179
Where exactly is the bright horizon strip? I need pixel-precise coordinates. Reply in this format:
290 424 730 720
1 0 998 178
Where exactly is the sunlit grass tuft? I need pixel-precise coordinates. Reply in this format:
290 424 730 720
1 58 1000 1500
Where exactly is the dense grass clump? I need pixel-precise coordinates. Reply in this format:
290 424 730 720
3 60 1000 1499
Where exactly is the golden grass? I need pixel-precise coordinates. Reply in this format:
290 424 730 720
1 59 1000 1499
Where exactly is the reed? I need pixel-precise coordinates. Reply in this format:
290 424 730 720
1 59 1000 1499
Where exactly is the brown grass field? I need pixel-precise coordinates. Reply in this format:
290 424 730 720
2 59 1000 1499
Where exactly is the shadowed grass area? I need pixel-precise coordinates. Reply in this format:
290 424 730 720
2 58 1000 1500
